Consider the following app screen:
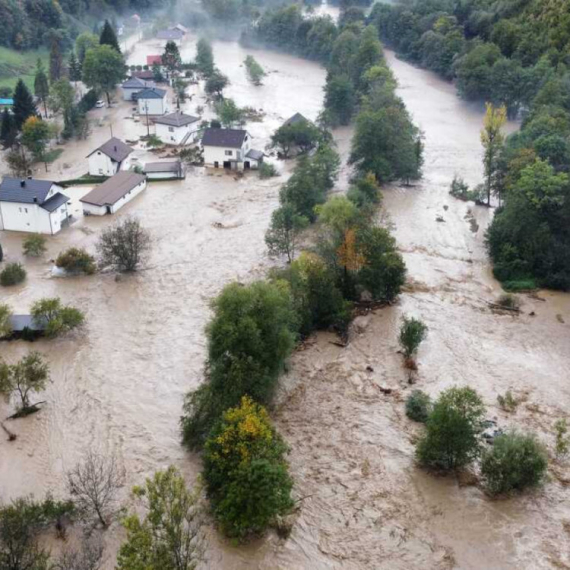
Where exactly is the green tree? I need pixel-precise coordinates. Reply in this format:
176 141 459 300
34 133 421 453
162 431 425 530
162 41 182 76
82 45 125 106
31 297 85 338
55 248 96 275
323 74 355 126
75 32 99 65
0 262 26 286
399 316 428 359
34 59 50 118
195 38 215 76
21 117 52 171
49 79 76 138
49 36 63 83
416 387 485 470
205 70 229 99
316 195 359 235
214 98 245 127
117 467 202 570
481 103 507 205
265 203 309 262
0 303 12 338
68 51 81 83
406 390 432 423
99 20 121 53
0 352 50 411
270 119 322 158
12 79 37 130
244 55 265 85
0 108 17 148
203 396 294 540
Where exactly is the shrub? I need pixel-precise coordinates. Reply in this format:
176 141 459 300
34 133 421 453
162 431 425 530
31 297 85 337
146 134 163 148
259 162 277 179
0 303 12 338
554 419 569 459
416 386 485 470
497 390 518 412
405 390 432 423
481 432 548 495
0 262 26 286
399 316 428 359
56 248 96 275
497 293 520 310
203 396 293 540
23 234 47 257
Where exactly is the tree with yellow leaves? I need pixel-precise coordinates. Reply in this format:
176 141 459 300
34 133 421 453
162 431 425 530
481 102 507 206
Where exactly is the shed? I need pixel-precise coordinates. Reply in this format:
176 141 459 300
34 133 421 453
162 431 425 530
143 160 185 180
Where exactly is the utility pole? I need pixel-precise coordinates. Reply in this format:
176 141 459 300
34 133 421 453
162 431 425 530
145 102 149 137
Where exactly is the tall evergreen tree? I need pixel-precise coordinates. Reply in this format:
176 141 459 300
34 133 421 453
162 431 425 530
99 20 121 53
34 59 50 118
49 38 63 83
0 108 17 148
68 51 81 83
12 79 37 130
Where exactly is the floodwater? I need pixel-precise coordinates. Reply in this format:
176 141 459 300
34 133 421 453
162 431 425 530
1 15 569 570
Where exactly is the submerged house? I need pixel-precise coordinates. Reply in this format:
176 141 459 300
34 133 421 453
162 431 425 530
0 177 70 235
87 138 134 177
80 171 147 216
153 112 200 145
202 128 264 170
143 160 185 180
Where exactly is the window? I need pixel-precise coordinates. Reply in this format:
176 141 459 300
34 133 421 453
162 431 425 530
169 127 174 132
225 150 233 156
19 207 22 212
25 208 28 213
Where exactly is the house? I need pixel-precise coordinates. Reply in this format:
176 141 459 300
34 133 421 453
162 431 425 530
202 128 264 170
121 77 155 101
143 160 185 180
0 98 13 109
171 24 188 35
136 88 169 116
87 138 134 177
156 28 184 45
0 177 70 235
147 55 162 67
283 112 311 127
80 171 147 216
153 112 200 145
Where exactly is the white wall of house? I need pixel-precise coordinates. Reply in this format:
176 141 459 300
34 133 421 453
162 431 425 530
0 200 68 234
155 123 198 145
88 152 120 177
138 97 168 116
203 145 241 167
82 179 147 216
122 87 143 101
146 171 180 180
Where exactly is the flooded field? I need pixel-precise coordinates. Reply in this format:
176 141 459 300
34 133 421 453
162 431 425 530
1 15 570 570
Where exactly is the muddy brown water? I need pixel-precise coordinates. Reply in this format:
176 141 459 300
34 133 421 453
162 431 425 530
1 19 570 570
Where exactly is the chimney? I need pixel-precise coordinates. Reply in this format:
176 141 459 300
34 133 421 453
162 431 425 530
20 180 25 188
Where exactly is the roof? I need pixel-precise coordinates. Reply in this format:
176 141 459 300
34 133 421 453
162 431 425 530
171 24 188 33
122 77 154 89
9 315 46 332
80 171 146 207
0 177 56 205
156 29 184 40
132 70 155 80
246 149 264 161
283 112 310 127
40 192 69 212
147 55 162 66
135 88 167 100
144 161 181 173
0 98 13 105
153 112 199 127
88 137 133 162
202 128 248 149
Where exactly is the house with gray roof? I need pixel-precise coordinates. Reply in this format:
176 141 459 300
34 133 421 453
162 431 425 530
153 111 200 145
202 128 264 170
0 177 70 234
135 87 169 116
87 137 134 177
156 28 184 45
121 76 155 101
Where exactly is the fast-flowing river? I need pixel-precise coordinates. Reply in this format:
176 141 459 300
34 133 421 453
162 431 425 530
1 9 569 570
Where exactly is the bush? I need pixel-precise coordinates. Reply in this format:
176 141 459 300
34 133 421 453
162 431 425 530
0 262 26 286
56 248 96 275
259 162 277 179
203 396 293 540
31 297 85 338
399 316 428 359
497 390 518 412
416 386 485 470
0 303 12 338
497 293 520 310
405 390 432 423
554 419 569 459
23 234 47 257
481 432 548 495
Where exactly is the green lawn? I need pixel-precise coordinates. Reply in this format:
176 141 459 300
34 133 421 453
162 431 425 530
0 47 49 93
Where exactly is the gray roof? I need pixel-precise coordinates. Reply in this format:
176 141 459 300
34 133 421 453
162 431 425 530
88 137 133 162
156 29 184 40
9 315 46 332
80 171 146 207
135 87 167 100
40 192 69 213
0 177 57 205
153 112 199 127
283 113 310 127
144 161 181 173
246 149 264 161
132 70 155 80
202 128 248 149
122 77 154 89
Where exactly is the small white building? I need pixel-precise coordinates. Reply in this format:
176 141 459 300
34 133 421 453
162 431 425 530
202 128 264 170
121 77 155 101
136 88 169 116
153 112 200 145
80 171 147 216
0 177 70 235
143 161 185 180
87 138 134 177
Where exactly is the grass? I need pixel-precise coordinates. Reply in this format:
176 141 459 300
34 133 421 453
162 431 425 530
0 47 49 93
45 149 64 163
502 279 537 292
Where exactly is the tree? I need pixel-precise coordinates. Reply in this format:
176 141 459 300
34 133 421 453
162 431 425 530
214 98 244 127
0 352 49 411
23 234 47 257
49 79 76 138
96 217 151 272
205 70 229 99
12 79 37 130
75 32 99 65
152 62 165 83
481 432 548 495
399 316 428 359
162 41 182 76
68 51 82 83
57 537 103 570
0 262 26 286
31 297 85 338
244 55 265 85
82 45 125 106
34 59 50 118
21 117 52 171
195 38 214 76
56 248 96 275
67 451 124 528
116 467 203 570
49 36 63 83
481 103 507 205
316 195 359 235
405 390 432 423
270 119 322 158
99 20 121 53
203 396 294 540
265 203 309 262
416 387 485 470
0 108 17 148
323 74 355 126
0 303 12 338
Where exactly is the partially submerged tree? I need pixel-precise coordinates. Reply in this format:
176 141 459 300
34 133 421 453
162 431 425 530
481 103 507 205
34 59 50 118
399 316 428 359
214 98 245 127
31 297 85 337
244 55 266 85
23 234 47 257
270 119 322 158
56 248 97 275
0 262 26 287
195 38 215 76
265 203 309 263
96 217 151 272
0 303 12 338
162 41 182 76
205 70 229 99
0 352 50 411
117 466 203 570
